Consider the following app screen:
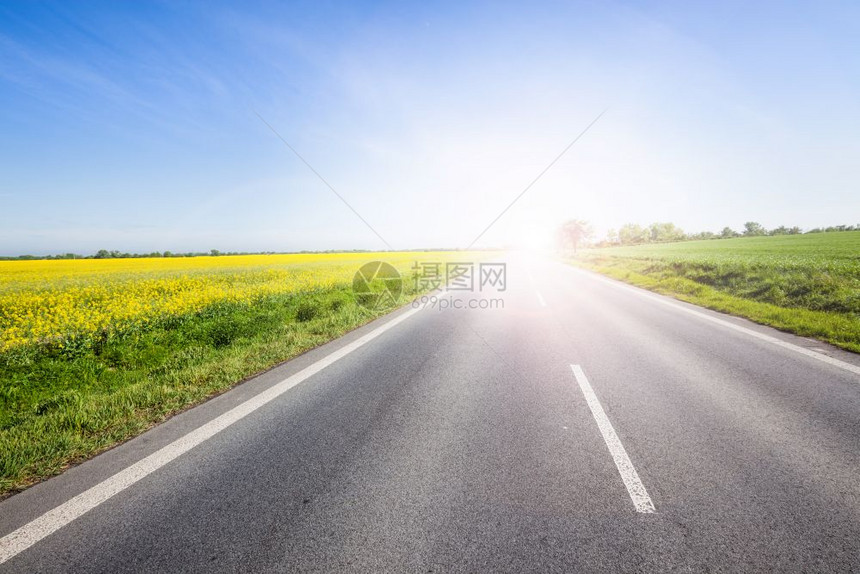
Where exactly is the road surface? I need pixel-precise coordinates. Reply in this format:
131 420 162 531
2 253 859 572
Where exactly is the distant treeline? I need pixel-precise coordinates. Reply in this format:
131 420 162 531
0 248 374 261
598 222 860 247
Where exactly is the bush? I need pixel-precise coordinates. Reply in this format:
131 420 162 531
207 320 241 348
295 301 319 322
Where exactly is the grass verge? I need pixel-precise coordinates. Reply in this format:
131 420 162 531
570 253 860 354
0 287 409 496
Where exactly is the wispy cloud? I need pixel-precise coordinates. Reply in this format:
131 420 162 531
2 2 859 254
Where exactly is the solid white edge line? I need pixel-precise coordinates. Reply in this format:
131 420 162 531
570 364 656 513
0 304 423 565
568 267 860 377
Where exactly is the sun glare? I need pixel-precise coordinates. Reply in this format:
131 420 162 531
509 226 553 251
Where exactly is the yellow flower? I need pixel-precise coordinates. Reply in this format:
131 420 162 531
0 252 480 350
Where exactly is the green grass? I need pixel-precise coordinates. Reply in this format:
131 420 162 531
0 286 416 496
569 232 860 352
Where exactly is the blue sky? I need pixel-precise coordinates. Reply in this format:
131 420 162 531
1 1 858 255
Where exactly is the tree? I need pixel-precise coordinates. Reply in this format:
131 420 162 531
743 221 766 236
558 219 593 253
618 223 649 245
648 222 686 242
688 231 716 240
720 227 739 238
770 225 803 235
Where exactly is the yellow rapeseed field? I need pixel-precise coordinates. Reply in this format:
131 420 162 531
0 252 464 351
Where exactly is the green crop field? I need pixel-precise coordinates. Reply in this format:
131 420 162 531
570 231 860 352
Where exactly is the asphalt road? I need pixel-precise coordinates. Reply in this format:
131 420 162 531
2 253 860 573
